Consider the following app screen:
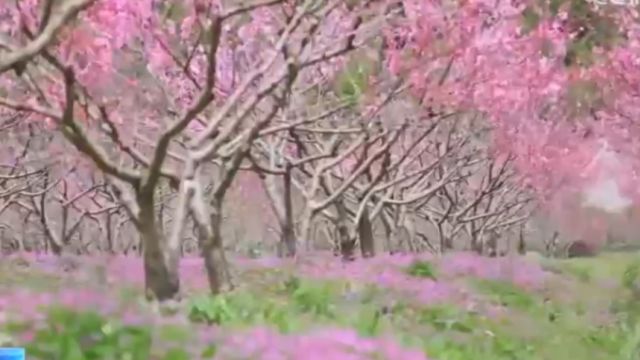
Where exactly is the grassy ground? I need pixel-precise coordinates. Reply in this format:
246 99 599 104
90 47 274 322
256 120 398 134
1 251 640 359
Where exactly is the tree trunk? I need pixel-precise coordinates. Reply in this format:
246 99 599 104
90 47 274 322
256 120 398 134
335 201 355 261
486 233 498 257
338 224 354 260
403 213 417 253
471 231 483 254
380 211 394 253
517 226 526 255
48 237 63 256
279 223 296 258
279 164 296 257
546 231 559 257
140 224 180 301
299 208 314 250
358 207 375 258
138 196 180 302
201 204 231 295
262 163 297 258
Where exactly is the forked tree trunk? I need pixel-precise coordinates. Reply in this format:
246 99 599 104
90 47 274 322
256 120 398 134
138 196 180 302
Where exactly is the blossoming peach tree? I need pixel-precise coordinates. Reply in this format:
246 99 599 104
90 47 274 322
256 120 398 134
387 0 639 202
0 0 388 300
1 0 637 300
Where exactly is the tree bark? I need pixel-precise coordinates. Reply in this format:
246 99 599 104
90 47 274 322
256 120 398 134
200 203 230 294
335 200 355 261
517 225 526 255
486 232 498 257
299 207 315 251
358 206 375 258
280 163 296 257
380 211 394 253
262 163 297 258
279 222 296 258
138 193 180 302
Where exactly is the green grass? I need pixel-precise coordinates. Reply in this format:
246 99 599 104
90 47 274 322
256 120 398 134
0 262 62 290
559 251 640 280
4 252 640 359
406 260 438 279
473 279 538 310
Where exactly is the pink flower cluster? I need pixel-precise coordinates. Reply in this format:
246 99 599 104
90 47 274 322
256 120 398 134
439 252 549 290
237 251 550 303
215 327 429 360
387 0 640 200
